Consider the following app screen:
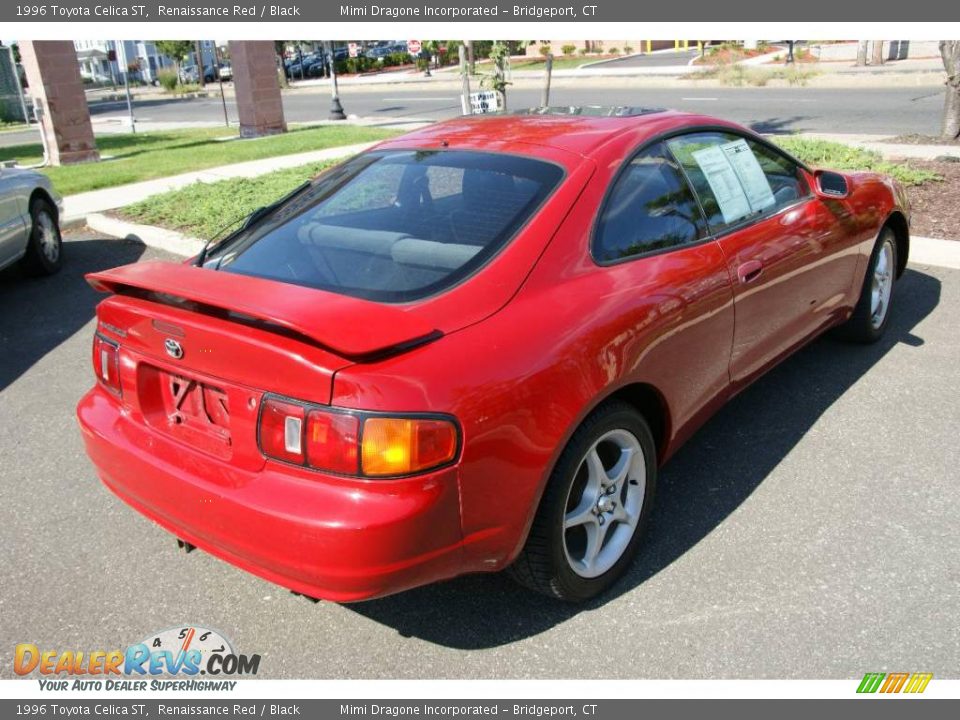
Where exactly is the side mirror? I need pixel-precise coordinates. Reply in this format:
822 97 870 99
814 170 850 200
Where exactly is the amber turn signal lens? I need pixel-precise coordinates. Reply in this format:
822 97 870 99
361 417 458 477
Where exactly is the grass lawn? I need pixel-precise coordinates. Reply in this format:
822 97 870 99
772 136 941 186
0 120 28 132
119 161 335 239
507 56 604 70
119 137 941 241
0 125 398 196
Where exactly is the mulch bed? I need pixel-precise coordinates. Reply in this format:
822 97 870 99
883 134 960 146
902 159 960 241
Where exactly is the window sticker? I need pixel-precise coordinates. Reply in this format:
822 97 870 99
691 145 752 224
721 139 776 214
691 139 776 225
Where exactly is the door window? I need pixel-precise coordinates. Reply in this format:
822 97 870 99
667 132 809 232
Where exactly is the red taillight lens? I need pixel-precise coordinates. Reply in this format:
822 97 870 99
259 397 306 464
306 410 359 474
258 395 458 477
92 334 122 396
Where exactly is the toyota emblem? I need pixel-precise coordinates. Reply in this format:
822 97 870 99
164 338 184 359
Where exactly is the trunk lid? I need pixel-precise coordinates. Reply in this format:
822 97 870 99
87 261 441 469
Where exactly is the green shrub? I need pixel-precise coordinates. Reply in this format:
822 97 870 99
539 45 551 57
561 44 577 56
157 68 179 92
578 48 588 56
608 47 620 55
623 45 634 54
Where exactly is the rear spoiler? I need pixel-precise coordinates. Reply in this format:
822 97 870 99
86 261 441 360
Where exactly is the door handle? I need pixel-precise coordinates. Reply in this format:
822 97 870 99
737 260 763 284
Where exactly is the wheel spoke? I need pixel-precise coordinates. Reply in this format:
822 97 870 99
582 519 609 571
584 446 607 487
564 500 595 530
607 447 633 487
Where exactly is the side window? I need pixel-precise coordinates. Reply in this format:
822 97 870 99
593 142 706 263
667 132 809 232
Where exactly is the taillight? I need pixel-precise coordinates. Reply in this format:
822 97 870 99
92 334 122 396
258 395 458 478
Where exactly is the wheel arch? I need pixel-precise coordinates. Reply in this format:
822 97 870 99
29 188 59 222
605 382 672 464
884 210 909 279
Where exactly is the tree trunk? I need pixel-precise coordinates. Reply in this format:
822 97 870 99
856 41 869 66
871 40 885 66
195 41 205 87
941 40 960 140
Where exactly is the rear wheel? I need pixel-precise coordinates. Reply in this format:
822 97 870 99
20 198 62 276
508 401 657 602
836 227 897 343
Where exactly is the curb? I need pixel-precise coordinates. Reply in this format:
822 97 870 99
86 213 203 258
85 213 960 270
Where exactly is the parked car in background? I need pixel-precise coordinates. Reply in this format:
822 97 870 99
365 42 409 60
217 63 232 82
0 166 63 276
181 64 217 84
77 109 909 603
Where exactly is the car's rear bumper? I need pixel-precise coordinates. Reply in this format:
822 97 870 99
76 387 467 602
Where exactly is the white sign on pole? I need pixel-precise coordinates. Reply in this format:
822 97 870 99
407 40 422 55
348 43 359 59
469 91 500 115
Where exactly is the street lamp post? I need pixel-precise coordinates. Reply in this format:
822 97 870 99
325 41 346 120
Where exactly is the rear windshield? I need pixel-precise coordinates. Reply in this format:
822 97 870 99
207 149 564 302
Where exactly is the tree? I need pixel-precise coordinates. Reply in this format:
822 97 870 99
871 40 885 66
941 40 960 140
483 41 511 111
155 40 193 78
856 41 868 67
194 41 206 87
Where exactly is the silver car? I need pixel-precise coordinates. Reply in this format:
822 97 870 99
0 166 63 276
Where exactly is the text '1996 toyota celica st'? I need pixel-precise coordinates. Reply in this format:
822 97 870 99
77 108 909 602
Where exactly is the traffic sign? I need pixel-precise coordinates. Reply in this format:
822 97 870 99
407 40 422 56
348 43 359 58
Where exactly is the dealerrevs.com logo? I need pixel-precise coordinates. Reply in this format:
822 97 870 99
14 626 260 691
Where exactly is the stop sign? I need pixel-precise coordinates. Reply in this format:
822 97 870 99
407 40 422 55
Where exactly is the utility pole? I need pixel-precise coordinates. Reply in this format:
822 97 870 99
117 41 136 133
325 41 346 120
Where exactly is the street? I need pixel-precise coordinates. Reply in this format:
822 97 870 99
0 84 948 148
1 231 958 678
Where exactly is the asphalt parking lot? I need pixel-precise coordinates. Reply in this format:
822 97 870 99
1 231 958 679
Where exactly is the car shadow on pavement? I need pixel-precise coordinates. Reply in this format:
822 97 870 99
0 237 146 393
345 268 941 649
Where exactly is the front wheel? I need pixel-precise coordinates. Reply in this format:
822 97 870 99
836 227 898 343
508 401 657 602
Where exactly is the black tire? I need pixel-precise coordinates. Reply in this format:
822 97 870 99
20 197 62 276
835 227 898 343
508 400 657 602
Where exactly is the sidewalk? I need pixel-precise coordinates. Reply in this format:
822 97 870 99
796 133 960 161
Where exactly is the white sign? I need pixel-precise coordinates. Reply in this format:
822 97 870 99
407 40 422 55
348 43 359 58
469 91 501 115
692 139 775 224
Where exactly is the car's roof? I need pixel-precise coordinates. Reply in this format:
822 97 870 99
376 110 742 160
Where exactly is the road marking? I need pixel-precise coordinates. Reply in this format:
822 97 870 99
681 97 718 101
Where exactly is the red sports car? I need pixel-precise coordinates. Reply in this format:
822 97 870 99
77 108 909 602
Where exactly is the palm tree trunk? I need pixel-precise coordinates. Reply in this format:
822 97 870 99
941 41 960 140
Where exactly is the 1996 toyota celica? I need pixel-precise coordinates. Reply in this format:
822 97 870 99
77 109 909 602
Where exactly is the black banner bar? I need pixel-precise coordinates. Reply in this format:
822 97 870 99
2 0 958 23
